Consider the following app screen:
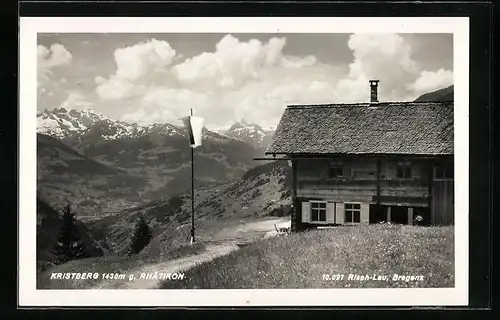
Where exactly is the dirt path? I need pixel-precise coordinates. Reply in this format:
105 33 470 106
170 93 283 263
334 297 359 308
92 217 290 289
93 244 238 289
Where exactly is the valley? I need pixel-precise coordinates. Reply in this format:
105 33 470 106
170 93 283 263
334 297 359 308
36 107 289 273
37 108 268 216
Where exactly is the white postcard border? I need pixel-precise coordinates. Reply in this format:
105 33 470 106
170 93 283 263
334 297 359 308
19 16 469 307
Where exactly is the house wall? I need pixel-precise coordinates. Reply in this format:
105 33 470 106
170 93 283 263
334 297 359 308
292 156 454 227
431 180 454 225
296 157 430 205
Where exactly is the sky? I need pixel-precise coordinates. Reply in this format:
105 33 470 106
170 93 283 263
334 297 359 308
37 33 453 130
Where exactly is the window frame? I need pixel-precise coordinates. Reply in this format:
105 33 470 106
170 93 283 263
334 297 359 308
328 165 344 178
310 200 328 223
328 159 349 178
344 202 361 225
396 160 412 180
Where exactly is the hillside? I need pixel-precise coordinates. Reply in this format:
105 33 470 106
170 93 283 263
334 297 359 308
414 85 454 102
36 197 104 272
71 128 260 201
86 160 292 255
37 133 147 216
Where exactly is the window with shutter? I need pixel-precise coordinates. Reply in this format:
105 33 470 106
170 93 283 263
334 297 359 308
310 201 327 222
326 202 335 223
335 202 345 224
345 203 361 224
360 203 370 224
301 202 311 223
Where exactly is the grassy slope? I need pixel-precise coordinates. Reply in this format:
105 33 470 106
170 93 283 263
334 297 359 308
37 242 205 289
160 224 454 289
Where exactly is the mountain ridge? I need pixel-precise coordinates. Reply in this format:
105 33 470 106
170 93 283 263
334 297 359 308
414 85 454 102
38 107 276 155
38 108 187 142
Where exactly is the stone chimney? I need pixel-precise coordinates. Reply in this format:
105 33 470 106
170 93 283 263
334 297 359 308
369 80 379 103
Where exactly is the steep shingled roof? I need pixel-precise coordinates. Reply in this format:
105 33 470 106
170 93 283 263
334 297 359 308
265 102 454 156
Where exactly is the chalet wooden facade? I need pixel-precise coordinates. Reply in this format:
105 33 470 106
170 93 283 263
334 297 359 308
264 81 454 231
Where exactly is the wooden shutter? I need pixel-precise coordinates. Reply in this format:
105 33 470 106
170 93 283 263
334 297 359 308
301 201 311 223
407 207 414 226
335 202 345 224
326 202 335 223
361 203 370 225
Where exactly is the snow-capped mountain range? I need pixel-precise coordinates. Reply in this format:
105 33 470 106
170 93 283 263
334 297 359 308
37 107 185 141
219 120 275 150
37 108 275 150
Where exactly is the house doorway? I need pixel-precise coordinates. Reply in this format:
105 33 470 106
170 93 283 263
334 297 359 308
369 204 386 223
389 206 409 224
412 207 431 226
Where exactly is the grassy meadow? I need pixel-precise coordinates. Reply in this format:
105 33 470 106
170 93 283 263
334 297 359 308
160 224 454 289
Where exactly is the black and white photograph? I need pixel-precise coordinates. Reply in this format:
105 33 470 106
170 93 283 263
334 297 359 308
19 17 469 307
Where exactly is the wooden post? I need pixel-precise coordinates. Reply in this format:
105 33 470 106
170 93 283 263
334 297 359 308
376 159 381 205
408 207 413 226
428 161 434 225
291 159 298 232
386 206 391 223
334 201 337 225
190 108 195 244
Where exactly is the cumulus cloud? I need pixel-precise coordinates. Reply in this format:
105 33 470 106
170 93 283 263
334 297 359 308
97 35 328 127
95 38 177 100
38 43 72 86
114 39 176 81
409 68 454 95
172 35 316 90
334 34 453 102
60 90 94 110
95 76 135 100
218 72 343 128
335 34 419 102
122 87 215 126
281 55 317 69
119 63 343 129
38 43 72 68
172 35 283 88
93 33 453 129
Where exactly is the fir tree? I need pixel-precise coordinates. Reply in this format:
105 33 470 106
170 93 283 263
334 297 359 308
51 202 88 265
127 214 152 256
